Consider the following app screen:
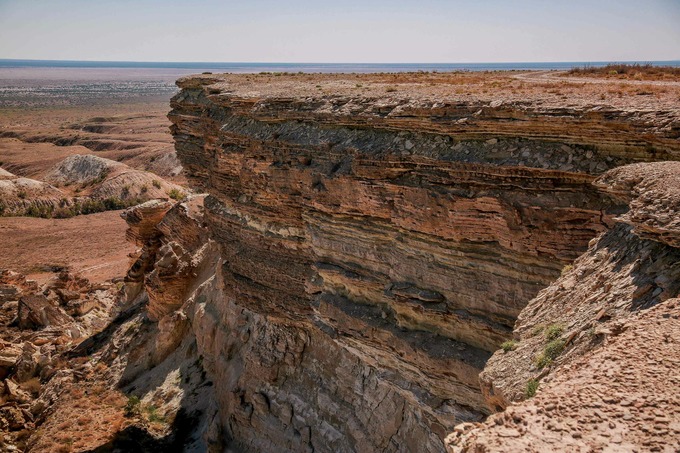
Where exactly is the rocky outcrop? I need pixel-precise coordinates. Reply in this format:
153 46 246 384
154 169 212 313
0 154 184 219
167 73 680 452
0 268 123 451
448 297 680 452
0 169 66 216
46 154 183 201
595 161 680 247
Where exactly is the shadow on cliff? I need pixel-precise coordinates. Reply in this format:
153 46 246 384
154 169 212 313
83 408 201 453
68 299 217 452
594 222 680 310
67 302 144 358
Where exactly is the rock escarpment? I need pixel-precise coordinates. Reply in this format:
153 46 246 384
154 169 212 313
167 73 680 452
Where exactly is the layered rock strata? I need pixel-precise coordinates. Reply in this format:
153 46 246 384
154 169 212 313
168 73 680 452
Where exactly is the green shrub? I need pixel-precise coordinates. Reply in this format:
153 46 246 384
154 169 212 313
25 204 54 218
146 405 166 423
53 206 76 219
168 188 184 201
152 179 162 189
124 395 141 417
501 340 518 352
535 338 566 369
526 379 539 398
17 190 27 199
545 324 564 341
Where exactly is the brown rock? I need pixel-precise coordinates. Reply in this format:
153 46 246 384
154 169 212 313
17 295 72 329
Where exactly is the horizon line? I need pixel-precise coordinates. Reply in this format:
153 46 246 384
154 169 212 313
1 58 680 65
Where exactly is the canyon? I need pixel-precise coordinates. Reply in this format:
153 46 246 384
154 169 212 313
165 72 680 451
1 70 679 452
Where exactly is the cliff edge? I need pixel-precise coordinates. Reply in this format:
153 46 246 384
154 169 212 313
165 72 680 452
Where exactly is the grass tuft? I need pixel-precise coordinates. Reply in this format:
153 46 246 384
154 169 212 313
526 379 539 398
545 324 564 341
535 338 566 369
501 340 518 352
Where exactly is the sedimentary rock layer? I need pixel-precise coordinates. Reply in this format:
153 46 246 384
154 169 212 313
168 73 679 452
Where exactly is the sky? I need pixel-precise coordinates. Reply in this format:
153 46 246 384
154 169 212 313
0 0 679 63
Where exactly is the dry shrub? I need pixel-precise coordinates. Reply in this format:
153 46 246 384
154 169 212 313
57 421 71 430
20 377 41 396
91 383 107 396
568 63 680 81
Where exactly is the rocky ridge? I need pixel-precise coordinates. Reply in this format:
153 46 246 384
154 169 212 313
0 154 183 218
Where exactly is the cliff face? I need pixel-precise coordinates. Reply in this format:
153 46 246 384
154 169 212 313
167 73 679 452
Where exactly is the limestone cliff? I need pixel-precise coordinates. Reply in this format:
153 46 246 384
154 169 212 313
164 73 680 452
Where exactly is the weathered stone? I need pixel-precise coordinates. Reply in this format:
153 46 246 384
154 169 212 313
17 295 71 330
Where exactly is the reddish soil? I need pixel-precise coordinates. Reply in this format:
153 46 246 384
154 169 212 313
0 210 135 283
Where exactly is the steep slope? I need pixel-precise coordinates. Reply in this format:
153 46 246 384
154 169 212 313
167 72 680 451
449 162 680 452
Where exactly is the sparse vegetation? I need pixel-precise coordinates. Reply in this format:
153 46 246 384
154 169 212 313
535 338 566 369
526 379 539 398
91 168 109 185
17 190 27 199
152 179 162 189
561 264 573 276
124 395 141 417
545 324 564 341
168 188 184 200
146 405 166 423
568 64 680 81
501 340 518 352
10 196 143 219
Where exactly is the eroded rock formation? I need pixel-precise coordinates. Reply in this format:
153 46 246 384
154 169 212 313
164 73 680 452
450 162 680 451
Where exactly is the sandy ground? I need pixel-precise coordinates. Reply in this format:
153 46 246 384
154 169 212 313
0 210 135 283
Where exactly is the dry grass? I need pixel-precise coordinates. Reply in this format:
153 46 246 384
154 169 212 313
28 382 129 452
568 64 680 81
19 377 41 396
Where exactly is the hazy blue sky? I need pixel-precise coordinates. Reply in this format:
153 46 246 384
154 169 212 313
0 0 678 62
